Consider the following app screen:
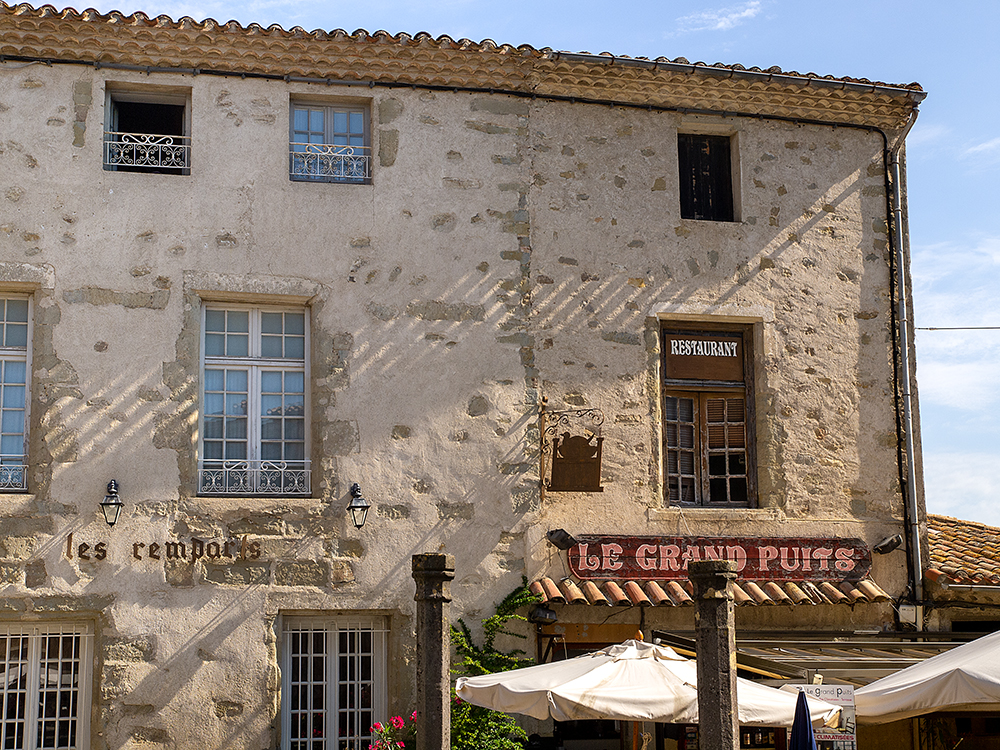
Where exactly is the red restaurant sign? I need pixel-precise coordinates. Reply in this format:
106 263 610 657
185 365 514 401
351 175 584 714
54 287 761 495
567 536 871 582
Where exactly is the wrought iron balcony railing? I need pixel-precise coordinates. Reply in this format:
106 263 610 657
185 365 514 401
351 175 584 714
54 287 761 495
104 131 191 172
289 143 370 183
0 458 27 491
199 460 311 496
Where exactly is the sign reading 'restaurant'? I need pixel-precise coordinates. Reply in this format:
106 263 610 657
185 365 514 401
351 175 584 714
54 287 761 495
662 332 744 382
567 536 871 582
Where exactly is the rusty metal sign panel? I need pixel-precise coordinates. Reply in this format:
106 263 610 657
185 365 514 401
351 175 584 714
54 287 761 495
567 536 871 582
541 408 605 492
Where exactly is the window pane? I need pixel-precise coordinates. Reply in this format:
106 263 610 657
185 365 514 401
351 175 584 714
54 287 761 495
227 311 249 333
204 369 224 392
293 108 308 131
1 434 23 456
5 299 28 322
349 111 363 133
226 394 248 416
285 337 305 360
4 361 25 384
261 313 283 334
261 371 283 393
226 370 248 392
261 395 282 416
203 417 223 439
5 324 27 348
261 418 281 440
225 441 246 459
285 371 305 393
333 111 348 132
205 309 226 332
2 386 23 408
310 110 324 132
286 314 305 335
205 333 225 357
227 334 249 357
261 336 283 358
2 410 24 434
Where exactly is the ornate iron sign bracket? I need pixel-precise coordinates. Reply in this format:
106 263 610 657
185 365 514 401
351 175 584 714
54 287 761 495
539 398 605 494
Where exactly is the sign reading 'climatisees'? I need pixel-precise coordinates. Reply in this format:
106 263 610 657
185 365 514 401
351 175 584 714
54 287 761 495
567 536 871 582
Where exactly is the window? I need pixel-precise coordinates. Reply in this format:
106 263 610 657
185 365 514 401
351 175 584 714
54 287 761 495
661 326 754 506
0 622 92 750
289 103 370 183
0 297 29 491
103 88 190 174
281 617 387 750
678 133 735 221
199 305 309 496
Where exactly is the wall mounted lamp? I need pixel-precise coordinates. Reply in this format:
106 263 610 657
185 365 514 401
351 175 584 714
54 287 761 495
347 483 371 529
527 604 559 625
100 479 123 527
873 533 904 555
546 528 578 550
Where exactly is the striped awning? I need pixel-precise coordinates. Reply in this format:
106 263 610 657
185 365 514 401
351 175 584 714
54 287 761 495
530 576 890 607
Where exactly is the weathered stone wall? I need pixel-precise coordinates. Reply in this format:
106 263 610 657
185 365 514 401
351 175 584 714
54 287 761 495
0 60 915 749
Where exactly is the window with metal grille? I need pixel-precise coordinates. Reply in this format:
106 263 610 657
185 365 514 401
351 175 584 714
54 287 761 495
0 622 92 750
280 617 387 750
0 296 30 491
289 103 370 183
677 133 735 222
103 88 190 175
199 305 309 496
661 326 754 507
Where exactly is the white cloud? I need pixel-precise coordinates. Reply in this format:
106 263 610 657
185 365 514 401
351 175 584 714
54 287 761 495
924 451 1000 527
673 1 762 34
963 136 1000 157
917 361 1000 411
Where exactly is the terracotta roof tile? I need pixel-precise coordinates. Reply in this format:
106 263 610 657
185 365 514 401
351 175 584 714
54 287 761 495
531 575 889 608
0 2 923 130
926 514 1000 588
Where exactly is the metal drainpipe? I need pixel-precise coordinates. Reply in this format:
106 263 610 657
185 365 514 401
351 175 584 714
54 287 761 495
888 110 924 610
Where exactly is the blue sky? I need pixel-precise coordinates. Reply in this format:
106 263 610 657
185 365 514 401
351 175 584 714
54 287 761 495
75 0 1000 525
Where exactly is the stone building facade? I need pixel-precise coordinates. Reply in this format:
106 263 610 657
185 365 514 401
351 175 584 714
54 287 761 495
0 4 931 750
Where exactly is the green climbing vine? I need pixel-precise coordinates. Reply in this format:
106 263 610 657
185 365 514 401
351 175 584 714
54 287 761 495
450 578 541 750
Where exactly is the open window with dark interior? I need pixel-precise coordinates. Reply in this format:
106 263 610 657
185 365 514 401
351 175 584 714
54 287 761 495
678 133 735 222
661 324 755 507
104 88 190 174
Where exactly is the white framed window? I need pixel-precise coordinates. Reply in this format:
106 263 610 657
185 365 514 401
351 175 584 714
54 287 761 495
0 621 93 750
0 297 30 491
281 616 388 750
289 103 370 183
103 86 191 174
199 305 310 496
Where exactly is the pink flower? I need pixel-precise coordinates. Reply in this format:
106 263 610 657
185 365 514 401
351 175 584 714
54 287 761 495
373 723 384 733
391 716 405 730
410 711 417 722
397 743 405 748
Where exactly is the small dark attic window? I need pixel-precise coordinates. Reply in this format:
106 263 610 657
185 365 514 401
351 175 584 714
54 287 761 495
678 133 735 222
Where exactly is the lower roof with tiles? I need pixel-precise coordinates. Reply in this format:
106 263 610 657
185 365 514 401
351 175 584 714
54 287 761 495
926 513 1000 587
529 574 890 608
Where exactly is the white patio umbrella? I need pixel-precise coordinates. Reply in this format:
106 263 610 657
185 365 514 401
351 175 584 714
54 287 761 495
855 629 1000 724
456 640 841 728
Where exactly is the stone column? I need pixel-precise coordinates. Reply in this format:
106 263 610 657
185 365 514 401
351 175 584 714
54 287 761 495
412 553 455 750
688 559 739 750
